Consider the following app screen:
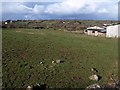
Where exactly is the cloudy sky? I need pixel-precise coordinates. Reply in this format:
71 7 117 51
1 0 119 20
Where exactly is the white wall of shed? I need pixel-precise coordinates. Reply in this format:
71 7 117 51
106 25 120 38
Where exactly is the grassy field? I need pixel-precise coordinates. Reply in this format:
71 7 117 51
2 28 118 88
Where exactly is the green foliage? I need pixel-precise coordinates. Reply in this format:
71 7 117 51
2 20 118 31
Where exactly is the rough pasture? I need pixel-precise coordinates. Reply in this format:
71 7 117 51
2 28 118 88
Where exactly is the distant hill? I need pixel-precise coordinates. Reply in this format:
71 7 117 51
1 20 118 31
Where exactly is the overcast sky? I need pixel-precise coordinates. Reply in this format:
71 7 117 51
1 0 119 20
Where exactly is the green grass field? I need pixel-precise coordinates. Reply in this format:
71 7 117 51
2 28 118 88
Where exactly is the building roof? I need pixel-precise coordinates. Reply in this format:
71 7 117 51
87 26 104 30
107 24 120 28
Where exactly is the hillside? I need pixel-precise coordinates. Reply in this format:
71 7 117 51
2 20 118 31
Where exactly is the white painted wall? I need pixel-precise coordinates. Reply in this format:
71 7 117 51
106 25 120 38
95 31 98 36
88 30 93 35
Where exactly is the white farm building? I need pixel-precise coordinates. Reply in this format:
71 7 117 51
84 26 106 37
106 25 120 38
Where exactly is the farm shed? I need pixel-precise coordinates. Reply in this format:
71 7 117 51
84 26 106 37
106 25 120 38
